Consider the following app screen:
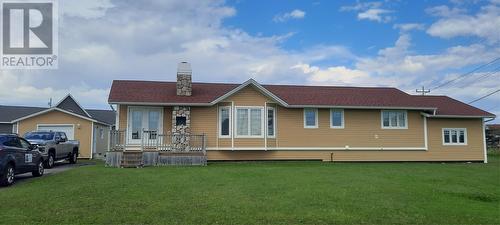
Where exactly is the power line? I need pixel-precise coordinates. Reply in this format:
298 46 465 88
458 66 500 88
432 57 500 90
486 104 500 111
468 89 500 104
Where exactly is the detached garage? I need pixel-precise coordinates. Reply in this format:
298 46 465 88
8 94 115 159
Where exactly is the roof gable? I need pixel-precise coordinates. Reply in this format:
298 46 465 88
211 79 288 106
55 94 91 118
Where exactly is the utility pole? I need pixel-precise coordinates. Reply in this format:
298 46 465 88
416 86 430 95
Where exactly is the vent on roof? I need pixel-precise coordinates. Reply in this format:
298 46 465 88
177 62 192 96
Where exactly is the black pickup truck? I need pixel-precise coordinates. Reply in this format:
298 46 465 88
0 134 44 186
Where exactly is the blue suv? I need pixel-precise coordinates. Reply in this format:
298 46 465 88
0 134 44 186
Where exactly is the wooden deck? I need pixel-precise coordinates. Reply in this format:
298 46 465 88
106 131 207 167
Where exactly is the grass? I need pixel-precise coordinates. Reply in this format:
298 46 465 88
1 153 499 225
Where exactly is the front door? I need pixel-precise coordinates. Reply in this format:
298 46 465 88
127 107 163 144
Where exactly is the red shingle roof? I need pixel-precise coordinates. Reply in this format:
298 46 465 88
108 80 495 118
108 80 237 104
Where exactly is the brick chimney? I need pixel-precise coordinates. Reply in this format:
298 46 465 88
176 62 192 96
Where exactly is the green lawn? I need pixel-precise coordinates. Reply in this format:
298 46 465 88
1 153 499 225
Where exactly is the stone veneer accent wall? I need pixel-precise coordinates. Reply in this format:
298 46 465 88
172 106 191 151
172 106 191 134
176 74 192 96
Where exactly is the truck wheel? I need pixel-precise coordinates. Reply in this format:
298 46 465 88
32 161 44 177
45 153 55 168
0 164 15 186
69 151 78 164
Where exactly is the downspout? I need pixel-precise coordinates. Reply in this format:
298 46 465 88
231 101 234 151
216 104 219 150
90 122 94 159
423 116 428 150
264 102 268 151
483 118 495 163
115 104 120 130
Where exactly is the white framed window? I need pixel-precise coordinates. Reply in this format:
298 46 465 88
236 107 264 137
127 106 163 144
381 110 407 129
304 108 318 128
443 128 467 145
99 128 104 139
12 123 18 134
267 107 276 138
219 106 231 138
330 109 344 128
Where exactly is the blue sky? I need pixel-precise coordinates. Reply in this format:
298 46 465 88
1 0 499 122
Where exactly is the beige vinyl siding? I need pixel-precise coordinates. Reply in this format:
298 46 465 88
163 107 173 134
224 86 274 105
117 85 486 162
17 110 93 158
191 106 217 147
207 117 484 162
119 105 127 133
277 108 425 148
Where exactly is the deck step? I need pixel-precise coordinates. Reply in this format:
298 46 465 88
120 152 144 168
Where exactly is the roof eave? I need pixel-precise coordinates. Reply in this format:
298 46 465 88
421 112 496 119
287 105 437 111
108 101 213 106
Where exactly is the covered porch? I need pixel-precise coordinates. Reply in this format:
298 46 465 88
106 130 207 167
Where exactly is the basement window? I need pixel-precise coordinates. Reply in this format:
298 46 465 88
176 116 187 126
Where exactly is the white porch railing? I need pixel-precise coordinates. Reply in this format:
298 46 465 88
109 130 206 154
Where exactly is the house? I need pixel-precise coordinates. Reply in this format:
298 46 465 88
0 95 115 158
107 62 495 166
486 124 500 148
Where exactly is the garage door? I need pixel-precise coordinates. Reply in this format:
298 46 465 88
37 125 75 140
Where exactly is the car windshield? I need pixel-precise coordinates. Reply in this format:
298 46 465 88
24 132 54 140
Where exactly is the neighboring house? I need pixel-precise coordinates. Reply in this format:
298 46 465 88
0 95 115 158
486 124 500 148
107 62 495 164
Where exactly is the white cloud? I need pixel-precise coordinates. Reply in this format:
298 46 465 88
358 8 393 22
1 0 499 122
340 2 382 12
273 9 306 22
393 23 425 32
426 4 500 43
340 1 393 23
0 1 350 108
425 5 466 17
